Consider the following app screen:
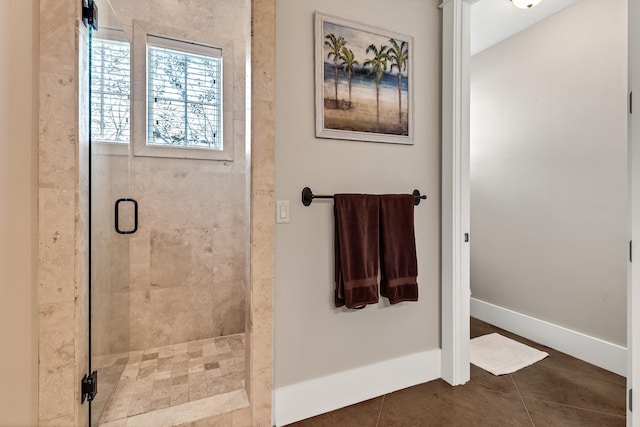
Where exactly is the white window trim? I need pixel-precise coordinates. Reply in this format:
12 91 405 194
96 27 129 43
132 19 235 161
146 35 222 59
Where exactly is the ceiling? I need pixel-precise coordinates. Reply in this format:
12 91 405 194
471 0 579 55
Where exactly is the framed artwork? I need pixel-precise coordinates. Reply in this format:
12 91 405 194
315 12 413 144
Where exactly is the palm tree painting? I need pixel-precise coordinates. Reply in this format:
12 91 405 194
340 47 358 109
316 13 412 144
324 34 347 108
388 39 409 125
364 44 390 132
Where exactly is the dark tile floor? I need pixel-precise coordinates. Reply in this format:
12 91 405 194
287 318 626 426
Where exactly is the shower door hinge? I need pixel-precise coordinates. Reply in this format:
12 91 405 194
81 370 98 404
82 1 99 31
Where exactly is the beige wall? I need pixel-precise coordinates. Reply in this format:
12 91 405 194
0 0 39 425
470 0 628 345
274 0 442 387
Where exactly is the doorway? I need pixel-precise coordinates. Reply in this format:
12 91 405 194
441 0 634 422
469 0 627 373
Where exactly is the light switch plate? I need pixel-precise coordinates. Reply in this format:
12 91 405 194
276 200 290 223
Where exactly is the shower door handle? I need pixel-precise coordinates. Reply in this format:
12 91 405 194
115 198 138 235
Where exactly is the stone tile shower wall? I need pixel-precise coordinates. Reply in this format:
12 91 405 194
95 0 249 352
127 157 247 350
38 0 90 423
92 153 130 356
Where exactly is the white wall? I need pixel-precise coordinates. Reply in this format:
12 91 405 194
274 0 442 388
470 0 627 345
0 0 39 424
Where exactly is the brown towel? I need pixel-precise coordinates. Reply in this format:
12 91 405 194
334 194 380 309
379 194 418 304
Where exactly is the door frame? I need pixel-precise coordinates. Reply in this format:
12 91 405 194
629 0 639 423
440 0 475 387
442 0 638 423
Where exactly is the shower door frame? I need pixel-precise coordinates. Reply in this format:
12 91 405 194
85 0 136 421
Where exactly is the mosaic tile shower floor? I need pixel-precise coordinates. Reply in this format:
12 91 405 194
96 333 245 425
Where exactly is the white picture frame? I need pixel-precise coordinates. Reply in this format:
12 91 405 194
315 12 414 144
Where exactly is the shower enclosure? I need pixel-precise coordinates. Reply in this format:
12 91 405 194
86 1 250 424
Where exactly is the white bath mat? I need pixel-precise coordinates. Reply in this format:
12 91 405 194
470 333 549 376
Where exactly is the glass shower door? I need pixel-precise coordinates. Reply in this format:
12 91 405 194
88 1 133 424
85 0 250 424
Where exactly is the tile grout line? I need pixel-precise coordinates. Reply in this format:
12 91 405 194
375 394 386 427
97 334 246 423
518 395 627 419
510 374 536 427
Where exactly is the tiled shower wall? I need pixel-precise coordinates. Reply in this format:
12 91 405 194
92 153 130 356
128 158 246 350
92 154 247 354
91 0 249 356
38 0 89 423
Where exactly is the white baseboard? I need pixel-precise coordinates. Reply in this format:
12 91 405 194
470 297 627 377
273 349 441 426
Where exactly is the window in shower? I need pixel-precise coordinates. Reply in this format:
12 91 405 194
131 23 234 161
146 36 223 150
91 32 130 144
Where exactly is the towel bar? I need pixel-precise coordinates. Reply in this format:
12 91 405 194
301 187 427 206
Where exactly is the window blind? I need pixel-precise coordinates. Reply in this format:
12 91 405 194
91 38 130 143
147 37 223 150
